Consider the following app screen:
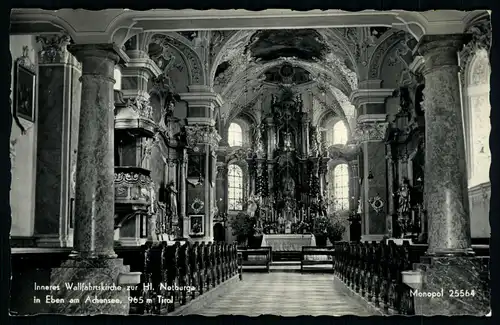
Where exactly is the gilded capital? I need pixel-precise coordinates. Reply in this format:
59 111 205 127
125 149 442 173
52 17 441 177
36 33 71 64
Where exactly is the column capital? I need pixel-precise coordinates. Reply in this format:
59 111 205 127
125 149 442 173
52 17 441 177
353 114 388 143
36 33 72 65
184 124 221 149
68 43 129 66
349 88 394 107
417 34 464 74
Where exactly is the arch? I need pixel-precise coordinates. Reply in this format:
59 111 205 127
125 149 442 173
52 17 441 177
367 30 408 80
325 120 349 147
210 30 254 85
314 97 350 135
228 122 244 147
463 48 491 187
149 33 205 85
228 164 244 211
327 162 350 212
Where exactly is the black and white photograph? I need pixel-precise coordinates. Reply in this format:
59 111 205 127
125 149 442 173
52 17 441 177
8 8 492 317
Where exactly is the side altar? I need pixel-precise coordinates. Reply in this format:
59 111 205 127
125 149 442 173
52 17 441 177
245 86 329 235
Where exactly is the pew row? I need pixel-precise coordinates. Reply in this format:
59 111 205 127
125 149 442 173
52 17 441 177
10 241 240 315
332 241 490 315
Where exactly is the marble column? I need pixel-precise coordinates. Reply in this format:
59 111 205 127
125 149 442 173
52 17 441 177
48 44 132 315
418 35 472 255
67 44 128 258
34 34 80 247
179 149 188 238
406 35 489 316
180 86 223 241
350 89 393 242
385 144 395 236
356 114 389 241
348 160 360 211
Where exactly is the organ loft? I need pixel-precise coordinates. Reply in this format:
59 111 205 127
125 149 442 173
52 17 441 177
8 8 491 317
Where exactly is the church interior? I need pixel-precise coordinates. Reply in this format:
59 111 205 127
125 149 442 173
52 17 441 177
9 8 491 316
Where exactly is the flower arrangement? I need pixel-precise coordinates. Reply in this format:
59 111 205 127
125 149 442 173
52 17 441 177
328 217 346 243
228 212 255 244
262 220 278 234
313 215 331 235
293 221 311 234
312 214 346 243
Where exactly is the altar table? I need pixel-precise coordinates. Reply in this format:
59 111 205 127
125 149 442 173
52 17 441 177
261 234 316 251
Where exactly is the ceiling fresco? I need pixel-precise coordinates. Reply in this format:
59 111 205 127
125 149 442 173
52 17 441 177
247 29 328 62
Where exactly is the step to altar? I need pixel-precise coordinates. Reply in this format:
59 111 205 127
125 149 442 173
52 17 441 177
271 251 302 261
242 261 334 273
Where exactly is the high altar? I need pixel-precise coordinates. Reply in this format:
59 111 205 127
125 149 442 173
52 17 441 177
245 85 329 234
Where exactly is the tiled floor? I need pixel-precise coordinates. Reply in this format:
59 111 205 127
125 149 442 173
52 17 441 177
179 272 377 316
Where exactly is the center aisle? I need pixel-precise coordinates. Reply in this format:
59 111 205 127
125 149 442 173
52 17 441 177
178 273 379 316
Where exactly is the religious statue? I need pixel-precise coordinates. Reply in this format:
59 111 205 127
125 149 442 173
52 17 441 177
357 198 362 214
282 175 295 198
317 194 328 217
397 178 411 216
246 195 258 218
147 185 158 242
166 181 179 223
253 124 265 155
283 132 292 150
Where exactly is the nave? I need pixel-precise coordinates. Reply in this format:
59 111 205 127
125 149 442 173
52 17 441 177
9 8 491 317
175 272 377 316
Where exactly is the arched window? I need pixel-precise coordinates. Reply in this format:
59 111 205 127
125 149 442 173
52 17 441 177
325 120 348 147
332 121 348 145
228 123 243 147
228 164 244 211
464 49 491 187
328 163 349 211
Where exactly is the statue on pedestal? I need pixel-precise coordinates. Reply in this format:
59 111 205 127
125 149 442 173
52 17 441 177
148 185 158 242
166 181 179 225
283 132 293 150
282 175 295 199
396 178 412 238
397 178 411 216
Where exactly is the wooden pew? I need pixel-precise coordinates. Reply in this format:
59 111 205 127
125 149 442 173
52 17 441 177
300 246 335 273
238 247 272 272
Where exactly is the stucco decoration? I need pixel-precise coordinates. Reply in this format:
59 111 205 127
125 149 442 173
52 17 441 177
151 33 205 85
367 30 408 80
210 30 255 85
459 18 492 86
36 33 71 64
468 49 490 86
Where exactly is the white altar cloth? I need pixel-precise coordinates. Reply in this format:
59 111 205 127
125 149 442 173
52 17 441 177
261 234 315 251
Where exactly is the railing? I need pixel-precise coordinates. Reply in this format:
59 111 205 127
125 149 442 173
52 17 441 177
333 241 490 315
